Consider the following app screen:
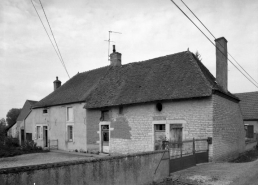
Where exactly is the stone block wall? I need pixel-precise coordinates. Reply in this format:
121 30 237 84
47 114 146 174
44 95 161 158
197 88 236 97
212 94 245 161
0 151 169 185
108 98 213 156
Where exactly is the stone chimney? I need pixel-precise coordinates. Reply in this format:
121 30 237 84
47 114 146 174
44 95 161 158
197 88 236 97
215 37 228 92
53 76 61 91
110 45 121 66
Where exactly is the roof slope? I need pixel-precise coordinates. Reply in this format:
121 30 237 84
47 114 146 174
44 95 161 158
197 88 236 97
33 66 109 108
34 51 238 109
6 100 38 131
235 91 258 120
17 100 38 121
85 51 236 108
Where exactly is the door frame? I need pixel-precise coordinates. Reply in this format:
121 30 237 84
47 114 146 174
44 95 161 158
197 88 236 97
99 121 110 153
43 126 48 147
152 120 186 150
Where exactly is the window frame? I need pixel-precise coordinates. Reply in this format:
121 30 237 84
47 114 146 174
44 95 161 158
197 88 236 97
67 125 73 142
66 107 74 122
36 126 41 139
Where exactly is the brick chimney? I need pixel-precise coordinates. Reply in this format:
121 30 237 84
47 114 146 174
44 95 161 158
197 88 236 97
215 37 228 92
110 45 121 66
53 76 61 91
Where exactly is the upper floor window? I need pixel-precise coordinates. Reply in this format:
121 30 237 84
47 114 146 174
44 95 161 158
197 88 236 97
43 109 48 114
67 107 74 122
100 110 109 121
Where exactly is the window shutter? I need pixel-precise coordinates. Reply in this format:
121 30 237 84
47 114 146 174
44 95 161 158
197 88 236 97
34 126 37 140
40 126 43 140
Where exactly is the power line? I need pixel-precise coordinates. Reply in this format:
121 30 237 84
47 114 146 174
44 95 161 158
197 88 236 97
38 0 70 79
30 0 64 68
180 0 258 86
170 0 258 89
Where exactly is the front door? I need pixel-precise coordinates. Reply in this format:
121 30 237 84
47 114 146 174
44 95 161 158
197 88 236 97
169 124 182 148
101 125 109 153
43 126 48 147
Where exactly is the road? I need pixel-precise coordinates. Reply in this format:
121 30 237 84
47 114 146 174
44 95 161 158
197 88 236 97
166 159 258 185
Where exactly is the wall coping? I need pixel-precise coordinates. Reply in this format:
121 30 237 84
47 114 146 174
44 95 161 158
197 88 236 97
0 150 168 174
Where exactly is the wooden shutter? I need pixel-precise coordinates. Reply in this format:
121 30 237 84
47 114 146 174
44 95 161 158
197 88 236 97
40 126 43 140
34 126 37 140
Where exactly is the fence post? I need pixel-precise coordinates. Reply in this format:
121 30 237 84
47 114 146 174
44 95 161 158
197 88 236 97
49 140 50 150
180 141 183 157
193 138 195 155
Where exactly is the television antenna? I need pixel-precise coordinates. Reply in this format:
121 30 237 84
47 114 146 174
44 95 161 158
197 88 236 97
104 31 122 61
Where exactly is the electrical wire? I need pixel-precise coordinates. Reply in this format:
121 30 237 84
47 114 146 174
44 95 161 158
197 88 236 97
170 0 258 88
38 0 70 79
31 0 70 79
180 0 258 86
31 0 63 68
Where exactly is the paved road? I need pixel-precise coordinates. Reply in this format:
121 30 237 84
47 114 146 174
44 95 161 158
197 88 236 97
168 159 258 185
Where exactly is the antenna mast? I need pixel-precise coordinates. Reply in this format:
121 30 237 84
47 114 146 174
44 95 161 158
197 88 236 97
104 31 122 61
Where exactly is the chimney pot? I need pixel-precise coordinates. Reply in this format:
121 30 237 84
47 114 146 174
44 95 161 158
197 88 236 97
53 76 62 91
215 37 228 92
110 45 122 66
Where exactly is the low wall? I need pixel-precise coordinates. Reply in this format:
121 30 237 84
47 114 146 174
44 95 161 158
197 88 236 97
0 151 169 185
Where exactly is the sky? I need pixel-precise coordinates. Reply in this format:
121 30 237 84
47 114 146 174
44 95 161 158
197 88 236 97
1 0 258 119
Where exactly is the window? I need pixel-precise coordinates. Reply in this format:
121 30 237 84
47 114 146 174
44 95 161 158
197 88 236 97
119 106 123 115
36 126 41 139
100 110 109 121
43 109 48 114
67 125 73 141
155 124 165 131
67 107 74 122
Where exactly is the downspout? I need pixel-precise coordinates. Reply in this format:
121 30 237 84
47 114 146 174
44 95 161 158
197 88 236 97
84 103 87 152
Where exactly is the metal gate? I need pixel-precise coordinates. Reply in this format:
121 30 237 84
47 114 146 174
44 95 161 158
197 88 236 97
166 137 211 173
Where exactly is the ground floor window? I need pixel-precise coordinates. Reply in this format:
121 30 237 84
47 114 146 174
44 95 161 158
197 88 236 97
36 126 41 139
67 125 73 141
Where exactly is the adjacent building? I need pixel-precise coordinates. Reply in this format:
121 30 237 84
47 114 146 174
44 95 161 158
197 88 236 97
235 91 258 138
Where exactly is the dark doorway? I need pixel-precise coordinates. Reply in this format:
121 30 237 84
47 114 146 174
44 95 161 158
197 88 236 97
21 129 24 143
43 126 48 147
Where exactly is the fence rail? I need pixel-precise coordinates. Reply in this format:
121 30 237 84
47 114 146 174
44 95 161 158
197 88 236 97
163 138 210 159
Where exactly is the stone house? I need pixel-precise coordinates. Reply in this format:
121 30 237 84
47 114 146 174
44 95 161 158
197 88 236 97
6 100 38 144
235 91 258 137
32 37 245 161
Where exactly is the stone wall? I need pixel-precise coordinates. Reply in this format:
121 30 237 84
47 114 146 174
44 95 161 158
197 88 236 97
0 151 169 185
212 94 245 161
108 98 213 156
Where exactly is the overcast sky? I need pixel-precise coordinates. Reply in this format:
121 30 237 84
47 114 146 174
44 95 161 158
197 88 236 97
1 0 258 119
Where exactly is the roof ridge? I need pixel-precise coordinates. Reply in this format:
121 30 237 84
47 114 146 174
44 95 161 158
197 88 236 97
188 52 214 90
78 65 110 75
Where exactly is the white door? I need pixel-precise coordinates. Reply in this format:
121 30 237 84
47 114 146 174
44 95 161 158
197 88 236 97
101 125 109 153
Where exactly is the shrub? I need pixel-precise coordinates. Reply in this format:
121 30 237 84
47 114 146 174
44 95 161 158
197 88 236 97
20 140 42 151
5 137 19 147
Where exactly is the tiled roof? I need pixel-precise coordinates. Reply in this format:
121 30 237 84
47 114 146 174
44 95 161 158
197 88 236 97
6 100 38 131
16 100 38 121
33 66 109 108
234 91 258 120
85 51 237 108
34 51 238 109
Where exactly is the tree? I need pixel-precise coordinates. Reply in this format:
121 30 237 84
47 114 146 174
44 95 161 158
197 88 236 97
0 118 7 139
6 108 21 127
195 51 202 61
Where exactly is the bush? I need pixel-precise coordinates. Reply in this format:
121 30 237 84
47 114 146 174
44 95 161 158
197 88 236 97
5 137 19 147
20 140 42 151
